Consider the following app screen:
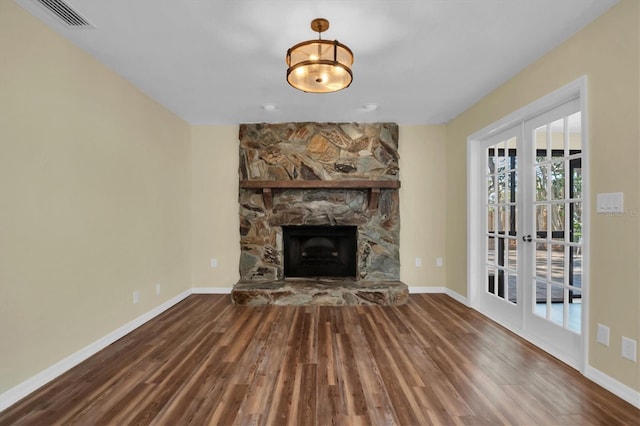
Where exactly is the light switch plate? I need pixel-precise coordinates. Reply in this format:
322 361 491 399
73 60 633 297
596 192 624 213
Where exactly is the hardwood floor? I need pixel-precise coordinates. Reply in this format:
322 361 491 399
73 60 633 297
1 294 638 425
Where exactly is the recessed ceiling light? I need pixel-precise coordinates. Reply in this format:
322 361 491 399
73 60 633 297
362 104 378 112
263 104 277 111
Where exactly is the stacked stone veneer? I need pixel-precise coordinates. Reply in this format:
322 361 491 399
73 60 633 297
236 122 406 305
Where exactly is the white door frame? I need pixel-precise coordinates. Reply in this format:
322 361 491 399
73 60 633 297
467 76 589 372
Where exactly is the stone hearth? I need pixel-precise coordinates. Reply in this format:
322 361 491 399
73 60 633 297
233 122 407 306
232 279 409 306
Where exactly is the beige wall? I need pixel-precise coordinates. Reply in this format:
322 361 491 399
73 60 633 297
3 0 636 401
445 0 639 390
191 126 240 287
399 126 447 287
0 3 449 393
190 124 448 289
0 2 192 393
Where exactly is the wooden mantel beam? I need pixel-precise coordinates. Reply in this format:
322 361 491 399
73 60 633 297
239 180 401 211
239 180 400 189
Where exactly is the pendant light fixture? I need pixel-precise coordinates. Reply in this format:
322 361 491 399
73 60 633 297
286 18 354 93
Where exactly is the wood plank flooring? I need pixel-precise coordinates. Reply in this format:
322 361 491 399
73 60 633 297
1 294 638 425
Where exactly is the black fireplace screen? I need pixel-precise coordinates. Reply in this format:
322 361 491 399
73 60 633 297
282 226 357 278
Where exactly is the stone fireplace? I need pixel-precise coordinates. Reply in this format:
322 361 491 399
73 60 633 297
231 122 408 306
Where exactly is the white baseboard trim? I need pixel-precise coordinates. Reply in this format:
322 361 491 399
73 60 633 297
444 288 468 305
191 287 233 294
5 286 635 413
414 289 638 407
585 365 640 408
0 289 192 412
471 305 640 407
409 286 446 293
408 286 468 306
472 305 580 369
409 286 468 306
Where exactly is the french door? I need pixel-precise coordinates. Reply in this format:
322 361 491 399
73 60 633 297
479 127 522 326
523 100 583 365
471 95 586 369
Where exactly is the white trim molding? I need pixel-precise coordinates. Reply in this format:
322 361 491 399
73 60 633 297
2 285 464 411
585 366 640 409
444 288 468 305
191 287 234 294
0 289 193 411
5 281 636 412
409 286 447 294
409 286 468 305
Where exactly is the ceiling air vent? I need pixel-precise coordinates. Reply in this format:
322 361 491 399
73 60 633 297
35 0 92 27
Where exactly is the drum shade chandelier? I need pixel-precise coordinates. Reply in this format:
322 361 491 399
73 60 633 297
286 18 354 93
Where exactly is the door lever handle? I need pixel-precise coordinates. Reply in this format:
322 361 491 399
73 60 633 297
522 235 532 242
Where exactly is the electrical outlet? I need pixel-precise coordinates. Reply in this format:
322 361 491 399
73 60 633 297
155 283 161 295
210 258 218 268
415 257 422 267
133 290 140 304
596 323 609 347
622 337 637 362
436 257 443 267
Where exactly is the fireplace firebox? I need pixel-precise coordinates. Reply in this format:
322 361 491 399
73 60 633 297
283 226 357 278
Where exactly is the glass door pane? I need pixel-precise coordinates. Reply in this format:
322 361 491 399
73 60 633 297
530 110 582 335
485 137 518 305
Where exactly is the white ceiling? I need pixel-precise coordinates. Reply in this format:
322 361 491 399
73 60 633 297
16 0 618 125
